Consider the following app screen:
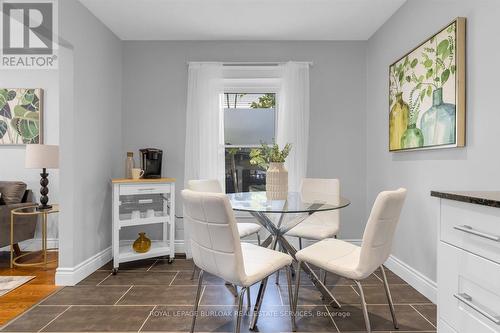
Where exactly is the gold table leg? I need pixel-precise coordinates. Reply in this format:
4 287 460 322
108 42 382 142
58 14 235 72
10 212 14 269
11 210 58 268
43 213 47 265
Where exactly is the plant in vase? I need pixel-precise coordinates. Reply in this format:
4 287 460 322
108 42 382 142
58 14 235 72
401 85 424 149
419 23 457 146
250 142 292 200
389 57 412 150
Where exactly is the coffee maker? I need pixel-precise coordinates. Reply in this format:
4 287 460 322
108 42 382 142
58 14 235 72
139 148 163 179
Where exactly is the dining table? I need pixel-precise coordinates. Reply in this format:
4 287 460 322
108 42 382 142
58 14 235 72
226 191 350 329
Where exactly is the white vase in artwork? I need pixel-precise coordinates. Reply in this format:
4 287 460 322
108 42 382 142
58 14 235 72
266 162 288 200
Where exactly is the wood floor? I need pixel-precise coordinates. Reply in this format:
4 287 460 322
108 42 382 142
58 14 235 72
0 251 59 326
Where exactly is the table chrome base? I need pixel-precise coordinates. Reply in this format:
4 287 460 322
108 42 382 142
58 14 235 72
248 212 341 331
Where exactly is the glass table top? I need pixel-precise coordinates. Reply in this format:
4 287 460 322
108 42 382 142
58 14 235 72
227 191 350 214
11 204 60 215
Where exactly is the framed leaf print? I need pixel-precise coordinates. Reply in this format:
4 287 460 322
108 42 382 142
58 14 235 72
0 88 43 145
389 18 466 152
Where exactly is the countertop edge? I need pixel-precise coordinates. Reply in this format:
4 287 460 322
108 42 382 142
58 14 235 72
431 191 500 208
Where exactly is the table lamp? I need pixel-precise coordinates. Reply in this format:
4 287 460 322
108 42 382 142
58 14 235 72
25 144 59 210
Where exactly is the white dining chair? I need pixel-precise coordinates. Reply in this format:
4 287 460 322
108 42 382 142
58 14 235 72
283 178 340 283
182 189 296 333
293 188 407 333
188 179 262 243
187 179 262 282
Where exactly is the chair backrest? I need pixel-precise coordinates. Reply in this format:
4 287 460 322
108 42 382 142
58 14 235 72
301 178 340 223
188 179 223 193
181 189 245 285
358 188 407 276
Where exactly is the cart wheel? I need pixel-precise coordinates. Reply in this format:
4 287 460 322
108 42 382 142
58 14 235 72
112 268 118 275
168 258 174 264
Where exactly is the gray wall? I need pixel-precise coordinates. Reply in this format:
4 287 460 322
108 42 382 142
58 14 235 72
122 41 367 241
58 0 123 269
366 0 500 281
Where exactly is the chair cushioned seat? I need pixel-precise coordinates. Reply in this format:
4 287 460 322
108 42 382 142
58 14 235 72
237 222 261 238
295 238 368 280
286 212 339 240
241 243 293 287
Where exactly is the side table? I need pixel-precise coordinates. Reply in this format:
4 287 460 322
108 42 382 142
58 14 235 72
10 204 59 268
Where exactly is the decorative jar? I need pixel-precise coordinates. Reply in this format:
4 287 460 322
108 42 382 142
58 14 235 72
266 162 288 200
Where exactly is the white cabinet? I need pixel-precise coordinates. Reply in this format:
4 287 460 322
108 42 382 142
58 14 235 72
111 178 176 273
435 193 500 333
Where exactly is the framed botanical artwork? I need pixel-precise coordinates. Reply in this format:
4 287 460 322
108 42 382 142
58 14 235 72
389 17 466 152
0 88 43 145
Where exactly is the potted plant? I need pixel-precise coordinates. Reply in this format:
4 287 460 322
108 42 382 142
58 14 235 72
250 142 292 200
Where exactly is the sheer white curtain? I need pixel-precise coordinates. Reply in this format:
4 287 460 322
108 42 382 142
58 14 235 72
277 61 311 192
184 62 224 257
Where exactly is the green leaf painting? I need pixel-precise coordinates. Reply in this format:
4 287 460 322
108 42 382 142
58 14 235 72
389 19 465 152
0 88 43 145
0 120 7 139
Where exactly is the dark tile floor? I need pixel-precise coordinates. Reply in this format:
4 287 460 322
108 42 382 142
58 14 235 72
0 258 436 332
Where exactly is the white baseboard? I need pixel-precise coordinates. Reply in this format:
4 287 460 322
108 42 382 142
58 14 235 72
55 240 186 286
22 238 59 251
0 238 59 252
345 239 436 304
384 254 437 303
173 239 185 254
55 247 112 286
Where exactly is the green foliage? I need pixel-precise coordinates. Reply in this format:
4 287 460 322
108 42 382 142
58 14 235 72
249 142 292 170
250 94 276 109
390 56 414 107
420 23 455 88
0 120 7 139
0 89 16 119
390 22 456 118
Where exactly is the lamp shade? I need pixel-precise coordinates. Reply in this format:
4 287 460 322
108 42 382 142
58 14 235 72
25 144 59 169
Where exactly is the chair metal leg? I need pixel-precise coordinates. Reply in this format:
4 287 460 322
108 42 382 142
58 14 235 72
275 243 281 284
235 287 247 333
298 237 302 250
285 265 297 331
318 269 327 300
224 281 239 297
249 277 268 330
354 280 371 333
246 287 251 313
190 265 197 280
380 265 398 329
190 270 204 333
293 261 301 314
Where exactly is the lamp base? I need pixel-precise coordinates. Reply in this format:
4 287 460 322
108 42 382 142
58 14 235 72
37 204 53 211
39 168 52 210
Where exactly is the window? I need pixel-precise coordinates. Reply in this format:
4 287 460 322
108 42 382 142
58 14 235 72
224 92 277 193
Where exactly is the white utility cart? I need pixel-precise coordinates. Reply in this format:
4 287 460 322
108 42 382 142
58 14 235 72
111 178 176 274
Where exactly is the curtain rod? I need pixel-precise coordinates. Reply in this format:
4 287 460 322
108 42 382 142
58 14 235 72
187 61 313 66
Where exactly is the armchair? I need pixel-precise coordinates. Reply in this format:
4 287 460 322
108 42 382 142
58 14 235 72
0 182 38 255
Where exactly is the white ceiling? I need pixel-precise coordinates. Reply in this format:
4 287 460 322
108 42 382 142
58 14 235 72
78 0 406 41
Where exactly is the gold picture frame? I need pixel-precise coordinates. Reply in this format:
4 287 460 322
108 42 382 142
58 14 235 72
389 17 466 152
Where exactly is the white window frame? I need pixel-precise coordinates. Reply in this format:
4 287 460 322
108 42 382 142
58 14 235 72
223 84 280 147
222 67 282 218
